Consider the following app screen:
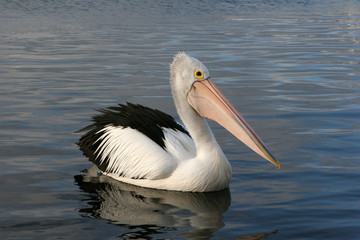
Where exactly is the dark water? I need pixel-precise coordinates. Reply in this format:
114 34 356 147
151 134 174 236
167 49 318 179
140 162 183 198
1 0 359 239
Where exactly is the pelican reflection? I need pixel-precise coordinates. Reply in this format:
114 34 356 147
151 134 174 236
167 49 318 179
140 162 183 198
75 166 230 239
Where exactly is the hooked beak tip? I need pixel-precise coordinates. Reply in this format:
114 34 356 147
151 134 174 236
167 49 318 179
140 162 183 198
269 155 281 168
271 157 281 168
276 161 281 169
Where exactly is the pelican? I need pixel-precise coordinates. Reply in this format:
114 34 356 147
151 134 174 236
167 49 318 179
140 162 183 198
78 52 280 192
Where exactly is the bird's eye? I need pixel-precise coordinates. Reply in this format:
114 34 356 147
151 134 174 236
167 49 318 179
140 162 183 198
194 70 204 80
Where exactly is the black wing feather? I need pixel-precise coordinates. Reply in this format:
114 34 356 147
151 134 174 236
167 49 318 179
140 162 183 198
77 102 190 173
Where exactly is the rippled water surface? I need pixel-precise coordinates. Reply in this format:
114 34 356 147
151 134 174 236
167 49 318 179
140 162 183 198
1 1 359 239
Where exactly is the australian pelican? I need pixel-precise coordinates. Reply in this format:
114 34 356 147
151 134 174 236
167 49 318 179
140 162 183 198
78 52 280 192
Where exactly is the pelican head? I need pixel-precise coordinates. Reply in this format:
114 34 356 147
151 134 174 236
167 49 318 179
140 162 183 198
170 52 281 168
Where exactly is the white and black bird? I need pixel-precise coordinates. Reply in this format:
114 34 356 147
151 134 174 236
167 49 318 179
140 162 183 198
78 52 281 192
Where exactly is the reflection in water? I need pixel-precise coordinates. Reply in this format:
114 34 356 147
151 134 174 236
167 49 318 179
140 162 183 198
75 167 278 239
75 167 230 239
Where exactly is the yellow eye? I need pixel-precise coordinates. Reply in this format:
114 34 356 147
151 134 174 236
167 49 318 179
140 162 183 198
194 70 204 80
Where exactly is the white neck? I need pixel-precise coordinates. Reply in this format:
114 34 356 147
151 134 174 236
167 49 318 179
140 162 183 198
172 89 232 192
172 89 223 158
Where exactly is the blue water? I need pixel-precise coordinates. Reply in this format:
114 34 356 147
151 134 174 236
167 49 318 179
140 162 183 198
0 1 359 239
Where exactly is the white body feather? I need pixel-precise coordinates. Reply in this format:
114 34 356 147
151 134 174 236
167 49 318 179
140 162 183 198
95 125 231 192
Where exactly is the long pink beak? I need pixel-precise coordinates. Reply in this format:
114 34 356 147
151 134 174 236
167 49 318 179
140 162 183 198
187 78 281 168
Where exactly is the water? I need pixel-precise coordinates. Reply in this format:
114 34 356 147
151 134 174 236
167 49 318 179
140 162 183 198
0 0 359 239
